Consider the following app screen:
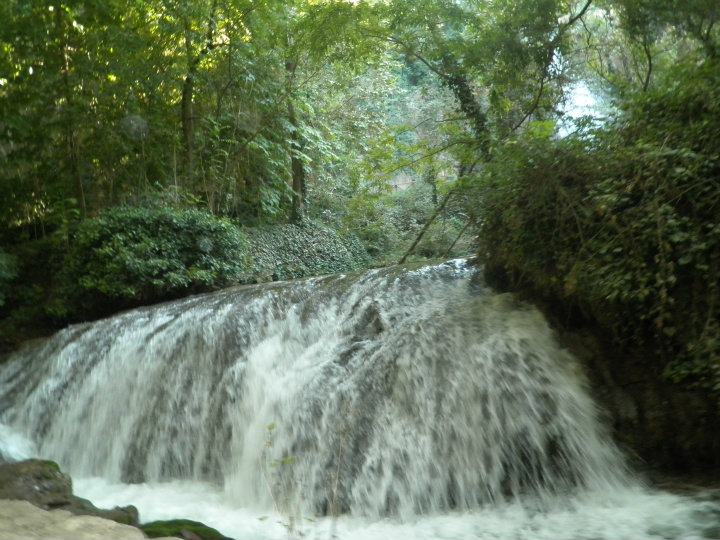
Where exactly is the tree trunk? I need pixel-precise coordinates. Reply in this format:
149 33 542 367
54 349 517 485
440 55 490 159
56 8 86 217
423 166 438 206
181 1 220 184
181 20 196 182
288 101 306 222
286 55 305 222
181 71 195 179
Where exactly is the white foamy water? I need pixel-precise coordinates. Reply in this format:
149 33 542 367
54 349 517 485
0 421 37 462
1 260 719 538
73 478 720 540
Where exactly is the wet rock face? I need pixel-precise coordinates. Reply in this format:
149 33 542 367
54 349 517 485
483 262 720 476
0 459 139 526
558 330 720 474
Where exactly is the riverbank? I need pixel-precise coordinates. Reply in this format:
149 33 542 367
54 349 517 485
0 215 369 356
0 459 235 540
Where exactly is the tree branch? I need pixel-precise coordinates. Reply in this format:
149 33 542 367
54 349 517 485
567 0 594 29
386 35 449 80
642 40 653 91
383 140 476 176
513 0 594 131
399 190 455 264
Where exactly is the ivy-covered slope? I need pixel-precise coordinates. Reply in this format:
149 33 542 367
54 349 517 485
246 220 370 282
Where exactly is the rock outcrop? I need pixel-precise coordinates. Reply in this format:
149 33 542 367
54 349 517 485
558 329 720 474
0 459 139 525
0 460 237 540
0 500 176 540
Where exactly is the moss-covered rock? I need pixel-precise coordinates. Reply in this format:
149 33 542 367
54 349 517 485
0 459 139 526
141 519 235 540
0 459 72 508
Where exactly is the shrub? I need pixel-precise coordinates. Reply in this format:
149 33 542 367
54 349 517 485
343 193 401 262
472 60 720 392
58 206 250 317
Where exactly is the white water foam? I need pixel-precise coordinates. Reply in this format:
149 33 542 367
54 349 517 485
73 477 720 540
0 421 37 462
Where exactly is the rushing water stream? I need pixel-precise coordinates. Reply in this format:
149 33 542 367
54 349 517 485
1 260 718 539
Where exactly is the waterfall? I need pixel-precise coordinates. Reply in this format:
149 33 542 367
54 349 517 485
1 260 718 539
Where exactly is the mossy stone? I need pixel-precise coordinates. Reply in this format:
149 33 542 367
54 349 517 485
140 519 234 540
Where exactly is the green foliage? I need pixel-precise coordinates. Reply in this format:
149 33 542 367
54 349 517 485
0 237 67 352
343 181 470 264
574 0 719 96
1 0 716 393
473 60 720 392
615 0 719 58
0 209 371 350
57 206 250 316
140 519 231 540
0 0 385 230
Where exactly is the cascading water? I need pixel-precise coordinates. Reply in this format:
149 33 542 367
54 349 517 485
1 260 718 539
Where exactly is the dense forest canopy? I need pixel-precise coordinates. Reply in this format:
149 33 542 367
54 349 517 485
1 0 716 230
0 0 622 228
1 0 719 394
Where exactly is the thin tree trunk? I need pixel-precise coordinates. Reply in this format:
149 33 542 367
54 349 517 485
399 190 454 264
181 69 195 178
56 7 86 217
285 54 306 222
181 0 221 183
181 20 196 181
288 99 306 222
642 41 653 91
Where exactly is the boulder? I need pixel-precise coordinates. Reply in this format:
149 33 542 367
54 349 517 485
0 459 72 508
0 459 139 526
0 499 177 540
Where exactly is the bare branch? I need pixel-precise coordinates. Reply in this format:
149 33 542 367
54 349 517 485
514 0 594 131
566 0 594 30
386 35 449 80
383 139 476 176
399 190 455 264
